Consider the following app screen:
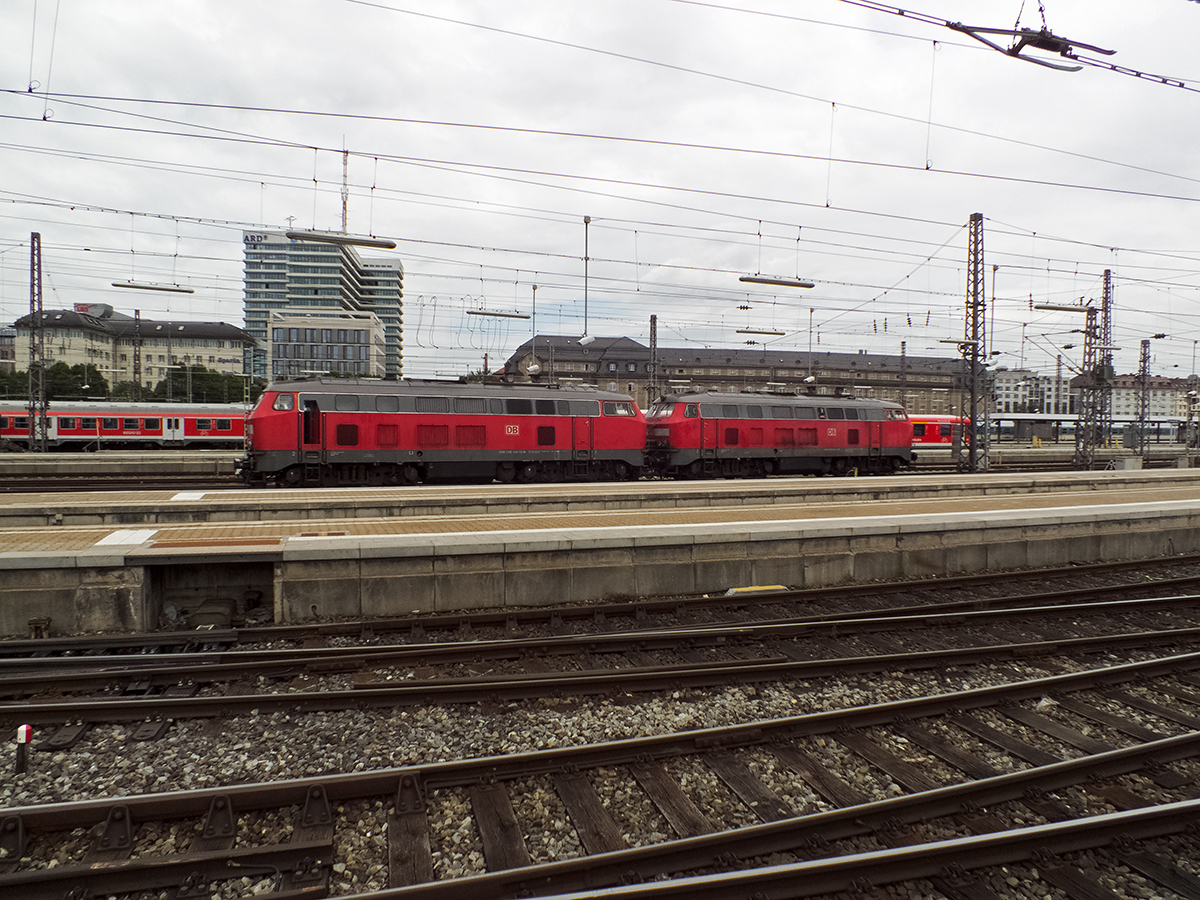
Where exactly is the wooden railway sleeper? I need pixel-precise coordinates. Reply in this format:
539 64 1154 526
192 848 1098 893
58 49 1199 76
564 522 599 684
0 815 25 874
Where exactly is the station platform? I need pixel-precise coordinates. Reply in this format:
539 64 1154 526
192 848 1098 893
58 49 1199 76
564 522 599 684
2 470 1200 637
0 450 240 479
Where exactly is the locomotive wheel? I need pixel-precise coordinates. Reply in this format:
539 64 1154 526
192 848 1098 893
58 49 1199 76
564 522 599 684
516 463 539 483
401 464 421 484
282 466 303 486
612 461 629 481
495 462 516 483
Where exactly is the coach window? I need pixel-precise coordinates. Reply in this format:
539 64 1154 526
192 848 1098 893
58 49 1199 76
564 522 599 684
144 419 161 431
81 417 96 430
336 424 359 446
506 398 533 415
913 424 927 437
602 401 636 416
684 404 698 418
334 394 360 411
58 417 76 430
273 393 294 411
196 419 212 431
101 417 118 430
216 419 232 431
570 400 599 416
941 424 953 437
536 399 556 415
122 418 139 430
0 417 6 429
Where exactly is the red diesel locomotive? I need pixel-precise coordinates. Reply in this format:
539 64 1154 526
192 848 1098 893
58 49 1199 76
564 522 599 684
240 378 646 487
646 391 913 477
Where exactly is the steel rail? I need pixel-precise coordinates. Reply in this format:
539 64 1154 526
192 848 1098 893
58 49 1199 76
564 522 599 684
412 798 1200 900
321 730 1200 900
3 650 1198 830
12 616 1200 722
3 555 1199 658
3 623 1200 724
0 593 1196 697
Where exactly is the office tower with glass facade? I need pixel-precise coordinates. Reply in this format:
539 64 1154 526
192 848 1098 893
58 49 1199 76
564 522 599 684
242 230 403 378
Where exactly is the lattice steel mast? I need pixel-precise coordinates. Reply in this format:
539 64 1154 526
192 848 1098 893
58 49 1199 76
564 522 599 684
1074 306 1100 469
1098 269 1114 448
27 232 48 452
960 212 987 472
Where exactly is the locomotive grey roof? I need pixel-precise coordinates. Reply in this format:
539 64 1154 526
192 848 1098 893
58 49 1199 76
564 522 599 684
269 377 634 402
660 391 904 408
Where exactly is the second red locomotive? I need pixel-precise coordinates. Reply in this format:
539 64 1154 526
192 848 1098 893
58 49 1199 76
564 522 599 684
646 390 913 477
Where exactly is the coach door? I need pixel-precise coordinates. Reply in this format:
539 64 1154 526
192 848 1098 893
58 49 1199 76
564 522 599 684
164 417 185 444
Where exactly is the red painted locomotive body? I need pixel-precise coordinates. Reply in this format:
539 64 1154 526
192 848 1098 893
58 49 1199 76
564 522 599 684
241 378 646 487
646 391 913 477
0 401 246 450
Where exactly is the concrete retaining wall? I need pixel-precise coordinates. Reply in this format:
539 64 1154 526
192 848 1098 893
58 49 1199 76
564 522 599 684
3 500 1198 636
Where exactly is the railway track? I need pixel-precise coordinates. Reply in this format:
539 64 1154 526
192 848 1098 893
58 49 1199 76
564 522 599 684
2 650 1200 898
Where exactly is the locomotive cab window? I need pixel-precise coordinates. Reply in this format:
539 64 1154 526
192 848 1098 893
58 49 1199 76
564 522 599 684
602 401 636 416
684 404 698 418
272 393 295 411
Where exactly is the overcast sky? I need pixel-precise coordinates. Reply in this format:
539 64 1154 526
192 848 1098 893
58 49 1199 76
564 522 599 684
2 0 1199 380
